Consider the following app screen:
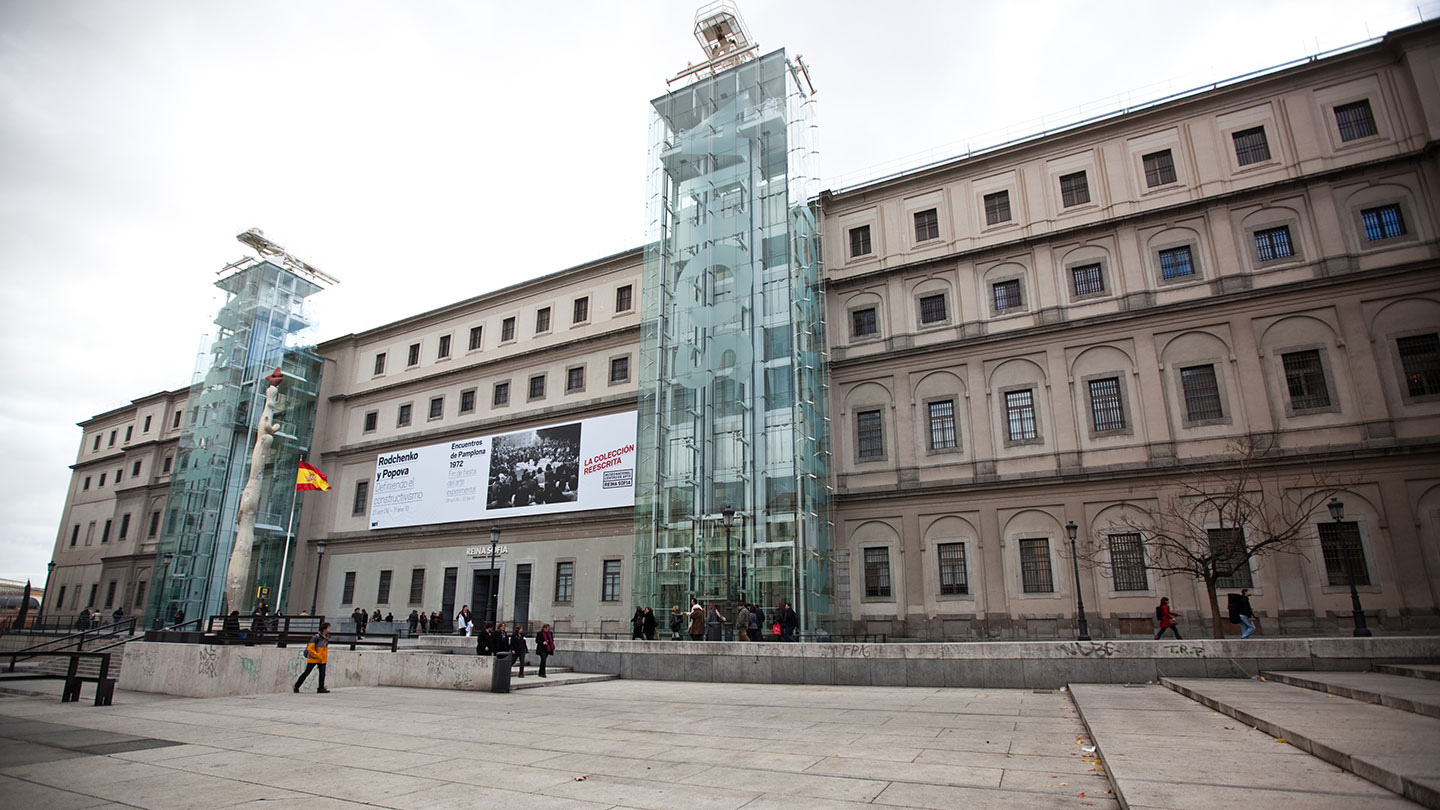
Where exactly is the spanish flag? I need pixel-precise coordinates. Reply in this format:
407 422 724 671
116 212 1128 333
296 461 330 492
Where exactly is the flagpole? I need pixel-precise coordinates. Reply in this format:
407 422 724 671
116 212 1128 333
274 457 302 612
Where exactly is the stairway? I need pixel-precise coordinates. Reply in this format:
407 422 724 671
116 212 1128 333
14 645 127 680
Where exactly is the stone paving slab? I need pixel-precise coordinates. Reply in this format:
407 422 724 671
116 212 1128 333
1164 677 1440 808
1376 663 1440 681
1070 682 1423 810
1262 670 1440 718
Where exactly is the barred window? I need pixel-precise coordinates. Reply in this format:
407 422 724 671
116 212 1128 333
864 547 892 597
1318 521 1370 587
1159 245 1194 279
849 225 872 257
1071 263 1104 296
938 542 968 595
601 560 622 602
493 381 510 406
554 561 574 603
1397 334 1440 397
363 411 377 432
1208 528 1253 589
528 374 546 400
1361 204 1406 241
919 293 948 324
468 325 482 350
1180 365 1224 422
993 279 1023 311
353 480 369 516
1142 149 1177 187
567 366 585 391
408 569 425 604
535 307 551 333
914 208 939 242
1333 100 1377 142
1254 225 1294 262
377 570 392 604
1059 171 1091 207
851 307 878 337
1281 350 1330 410
501 317 516 342
928 399 957 450
459 388 476 413
1005 389 1037 441
341 571 356 604
1232 126 1271 166
984 190 1012 225
1088 377 1126 432
428 396 444 419
856 409 884 459
1019 538 1054 593
1108 533 1148 591
609 356 630 383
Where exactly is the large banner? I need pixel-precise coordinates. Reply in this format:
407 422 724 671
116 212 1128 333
368 411 636 530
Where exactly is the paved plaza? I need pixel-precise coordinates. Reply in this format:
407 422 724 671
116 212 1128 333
1 679 1118 810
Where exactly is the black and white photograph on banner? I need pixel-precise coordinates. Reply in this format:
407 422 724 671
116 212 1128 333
486 423 582 510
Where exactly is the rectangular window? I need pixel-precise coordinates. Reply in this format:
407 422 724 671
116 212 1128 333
118 513 130 540
928 400 957 450
428 396 444 419
1142 149 1177 187
131 460 141 477
108 430 116 447
376 570 392 604
99 473 106 487
493 381 510 406
86 584 97 609
1159 245 1194 279
468 326 482 351
408 569 425 604
397 403 412 427
573 297 589 323
993 279 1022 311
1209 528 1253 589
437 334 451 359
133 580 146 608
1180 365 1224 422
851 307 878 337
353 480 369 516
104 581 116 609
57 585 66 609
1108 533 1148 591
856 409 884 459
363 411 378 433
459 389 476 414
1059 171 1090 207
849 225 872 257
100 520 111 544
341 571 356 604
914 208 939 242
601 560 621 602
1088 377 1126 432
1398 334 1440 397
609 356 629 383
919 293 948 324
1254 225 1294 261
374 353 386 375
501 317 516 342
147 511 160 538
115 468 122 483
937 542 968 595
1019 538 1054 593
528 374 545 400
1361 204 1406 241
92 435 101 451
864 547 892 597
1071 263 1104 296
1334 99 1377 142
535 307 551 333
567 366 585 391
554 561 574 603
70 524 79 546
407 343 420 366
615 284 633 312
173 410 182 428
124 426 133 442
143 415 151 432
162 455 172 474
1318 521 1370 587
984 190 1012 225
1281 350 1331 410
1232 126 1271 166
1005 389 1037 441
83 477 90 491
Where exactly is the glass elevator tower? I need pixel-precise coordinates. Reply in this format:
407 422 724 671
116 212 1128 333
633 5 832 633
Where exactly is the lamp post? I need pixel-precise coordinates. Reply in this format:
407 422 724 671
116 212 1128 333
488 525 501 625
309 540 326 616
1328 498 1371 637
1066 521 1091 641
39 560 55 626
721 505 735 641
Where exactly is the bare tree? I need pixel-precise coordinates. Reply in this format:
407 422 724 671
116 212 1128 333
1081 433 1340 639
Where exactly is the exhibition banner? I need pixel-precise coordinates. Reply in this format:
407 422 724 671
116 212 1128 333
368 411 636 530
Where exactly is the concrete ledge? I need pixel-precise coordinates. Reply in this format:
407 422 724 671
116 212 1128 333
1262 670 1440 720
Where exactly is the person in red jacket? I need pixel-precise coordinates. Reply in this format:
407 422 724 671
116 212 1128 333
294 622 331 693
1154 597 1181 640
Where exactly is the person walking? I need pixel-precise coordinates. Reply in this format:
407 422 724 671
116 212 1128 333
75 609 91 632
736 603 751 642
293 622 331 693
705 605 725 641
1154 597 1182 639
631 607 646 640
510 624 529 678
408 610 419 636
688 600 705 641
1228 589 1257 639
536 623 556 678
668 605 684 640
750 603 765 642
642 607 658 641
777 601 799 642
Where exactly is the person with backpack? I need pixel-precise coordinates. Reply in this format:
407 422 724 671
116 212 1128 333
1154 597 1181 639
293 622 331 693
1228 589 1256 639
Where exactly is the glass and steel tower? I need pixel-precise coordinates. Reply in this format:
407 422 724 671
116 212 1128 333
147 231 332 624
633 4 832 633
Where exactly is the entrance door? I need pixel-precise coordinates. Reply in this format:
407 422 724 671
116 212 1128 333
472 569 499 623
441 567 458 632
513 564 532 627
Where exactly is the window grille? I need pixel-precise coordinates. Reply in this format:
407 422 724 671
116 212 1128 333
1060 171 1091 207
914 208 939 241
377 570 392 604
864 547 892 597
1160 246 1194 279
428 397 443 419
459 389 475 413
1397 334 1440 397
408 569 425 604
341 571 356 604
1005 389 1037 441
1019 538 1054 593
1334 100 1377 142
919 294 948 324
928 400 957 450
353 481 369 516
1088 377 1126 432
555 561 574 602
1318 522 1370 586
984 190 1011 225
1071 263 1104 296
1361 204 1405 241
1281 350 1330 409
1142 149 1177 187
1108 533 1148 591
849 226 872 257
851 307 878 337
601 560 621 601
610 356 629 383
493 381 510 406
856 410 884 458
529 375 546 399
567 367 585 391
938 542 968 595
1180 365 1223 421
993 279 1022 310
1232 126 1271 165
1254 225 1294 261
1208 528 1253 589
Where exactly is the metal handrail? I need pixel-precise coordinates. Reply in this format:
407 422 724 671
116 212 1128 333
6 618 137 672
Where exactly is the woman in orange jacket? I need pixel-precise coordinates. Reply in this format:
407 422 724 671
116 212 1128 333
294 622 331 693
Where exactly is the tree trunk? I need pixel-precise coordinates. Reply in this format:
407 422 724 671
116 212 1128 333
1205 580 1225 639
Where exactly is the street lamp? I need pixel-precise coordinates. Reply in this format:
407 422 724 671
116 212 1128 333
1328 498 1371 637
1066 521 1091 641
309 540 326 616
488 525 501 625
721 505 735 640
39 560 55 625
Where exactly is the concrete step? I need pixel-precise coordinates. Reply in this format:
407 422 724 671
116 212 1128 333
1070 682 1424 809
1262 670 1440 719
509 672 618 691
1164 676 1440 809
30 647 126 679
1377 664 1440 682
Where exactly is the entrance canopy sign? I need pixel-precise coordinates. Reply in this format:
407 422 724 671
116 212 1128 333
368 411 636 530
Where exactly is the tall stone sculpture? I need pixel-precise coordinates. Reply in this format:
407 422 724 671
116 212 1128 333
225 367 284 613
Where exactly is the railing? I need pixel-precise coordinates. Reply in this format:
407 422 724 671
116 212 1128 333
3 615 136 636
0 651 117 706
557 631 889 644
143 615 398 653
5 618 138 672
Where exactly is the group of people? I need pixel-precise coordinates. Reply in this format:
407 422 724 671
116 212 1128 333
652 599 800 642
486 433 581 509
1153 589 1258 639
349 607 399 636
475 620 557 678
73 606 127 631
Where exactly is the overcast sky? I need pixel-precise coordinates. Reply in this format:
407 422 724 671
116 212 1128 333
1 0 1433 584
